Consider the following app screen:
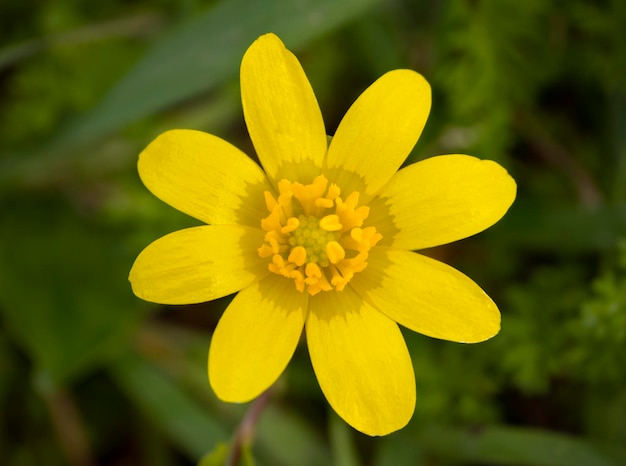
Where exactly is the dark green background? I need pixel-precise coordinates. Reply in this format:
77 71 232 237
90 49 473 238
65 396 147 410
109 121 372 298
1 0 625 464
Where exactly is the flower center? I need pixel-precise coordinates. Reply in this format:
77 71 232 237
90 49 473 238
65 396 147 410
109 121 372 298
258 175 382 295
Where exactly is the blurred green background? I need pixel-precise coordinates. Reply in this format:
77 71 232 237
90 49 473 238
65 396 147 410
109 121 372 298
1 0 625 464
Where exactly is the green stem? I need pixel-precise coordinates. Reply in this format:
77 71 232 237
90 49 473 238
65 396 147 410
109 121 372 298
226 389 272 466
40 385 96 466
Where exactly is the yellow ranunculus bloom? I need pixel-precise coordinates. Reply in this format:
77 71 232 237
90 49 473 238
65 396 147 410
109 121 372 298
129 33 516 436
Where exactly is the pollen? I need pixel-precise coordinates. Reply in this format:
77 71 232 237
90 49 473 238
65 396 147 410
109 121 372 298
258 175 382 295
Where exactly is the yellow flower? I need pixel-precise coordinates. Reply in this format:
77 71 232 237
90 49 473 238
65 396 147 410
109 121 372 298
129 33 516 436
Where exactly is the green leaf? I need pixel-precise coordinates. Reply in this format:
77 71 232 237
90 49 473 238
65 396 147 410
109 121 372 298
200 443 256 466
255 404 332 466
198 443 229 466
374 431 426 466
329 412 361 466
417 425 624 466
0 196 144 386
3 0 380 181
241 445 256 466
497 201 626 253
111 351 228 460
79 0 378 139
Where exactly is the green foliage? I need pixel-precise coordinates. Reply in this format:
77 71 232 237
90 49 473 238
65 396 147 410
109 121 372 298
1 0 625 464
571 241 626 384
198 443 230 466
0 195 145 385
415 425 622 466
434 0 557 160
112 352 228 458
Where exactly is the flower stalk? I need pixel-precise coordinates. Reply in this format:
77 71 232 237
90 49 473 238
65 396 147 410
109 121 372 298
226 389 272 466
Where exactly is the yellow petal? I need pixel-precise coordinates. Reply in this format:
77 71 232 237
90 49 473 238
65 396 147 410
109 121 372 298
138 129 271 227
306 287 415 436
241 33 327 184
129 225 267 305
325 70 431 198
379 154 516 249
208 275 308 402
351 247 500 343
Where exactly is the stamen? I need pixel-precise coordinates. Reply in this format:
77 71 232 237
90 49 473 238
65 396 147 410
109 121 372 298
315 198 334 209
319 215 342 231
258 174 381 295
281 217 300 234
257 244 274 258
325 241 345 264
288 246 307 266
264 191 277 211
305 262 322 278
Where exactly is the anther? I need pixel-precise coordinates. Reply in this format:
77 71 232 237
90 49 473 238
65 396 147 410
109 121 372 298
319 214 342 231
325 241 345 264
288 246 307 266
281 217 300 234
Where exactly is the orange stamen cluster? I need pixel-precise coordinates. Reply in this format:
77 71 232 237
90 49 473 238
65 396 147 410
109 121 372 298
258 175 382 295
